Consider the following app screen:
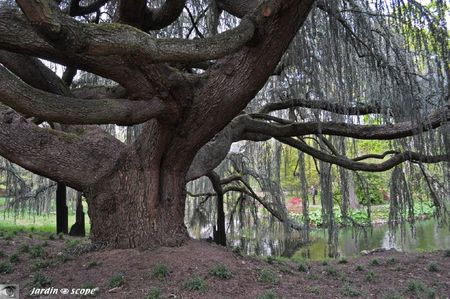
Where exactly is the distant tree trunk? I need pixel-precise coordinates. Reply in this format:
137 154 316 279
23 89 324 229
69 191 85 237
56 182 68 234
207 172 226 246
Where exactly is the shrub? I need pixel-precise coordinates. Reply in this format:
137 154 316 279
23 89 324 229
9 253 20 263
370 258 380 266
387 258 397 265
338 257 348 264
151 263 170 279
32 272 52 288
258 268 279 285
341 284 362 297
30 245 45 258
65 239 80 249
355 265 364 271
427 262 439 272
108 273 125 288
407 280 425 294
209 264 232 279
32 260 51 271
325 266 338 277
0 262 12 274
366 271 376 282
183 276 207 292
146 287 161 299
257 289 280 299
297 261 310 272
444 249 450 257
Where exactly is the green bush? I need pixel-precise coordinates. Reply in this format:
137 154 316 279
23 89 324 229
146 287 161 299
151 263 170 279
366 271 376 282
428 262 439 272
325 266 338 277
30 245 45 258
338 257 348 264
257 289 280 299
9 253 20 263
355 265 364 271
258 268 279 285
341 284 362 297
108 273 125 288
32 260 51 271
183 276 207 292
210 264 232 279
297 261 310 272
407 280 425 294
0 262 12 274
32 272 52 288
370 258 381 266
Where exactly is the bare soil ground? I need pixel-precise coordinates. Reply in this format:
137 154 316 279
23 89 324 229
0 232 449 298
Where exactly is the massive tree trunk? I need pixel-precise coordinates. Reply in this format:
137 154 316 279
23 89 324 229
87 164 189 248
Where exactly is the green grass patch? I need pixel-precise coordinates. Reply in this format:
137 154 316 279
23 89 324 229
32 271 52 288
0 262 13 274
108 273 125 288
258 268 279 285
257 289 280 299
427 262 439 272
341 284 362 297
209 263 232 279
30 245 45 258
151 263 170 279
366 271 377 282
146 287 161 299
183 276 207 292
370 258 381 266
9 253 20 263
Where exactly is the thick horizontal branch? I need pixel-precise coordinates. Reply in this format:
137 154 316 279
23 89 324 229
259 98 383 115
277 137 449 172
0 66 166 125
0 106 125 190
0 9 152 94
244 107 450 140
16 0 256 63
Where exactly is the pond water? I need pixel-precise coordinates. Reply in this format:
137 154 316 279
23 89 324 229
189 218 450 260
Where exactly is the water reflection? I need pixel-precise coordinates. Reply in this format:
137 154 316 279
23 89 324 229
188 216 450 260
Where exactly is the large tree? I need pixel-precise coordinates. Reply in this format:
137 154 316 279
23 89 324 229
0 0 448 248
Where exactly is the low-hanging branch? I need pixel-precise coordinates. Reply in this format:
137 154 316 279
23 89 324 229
16 0 256 63
0 66 167 125
276 137 449 172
